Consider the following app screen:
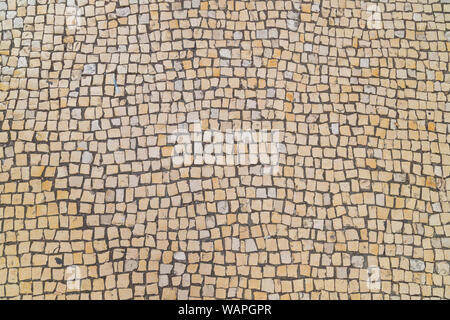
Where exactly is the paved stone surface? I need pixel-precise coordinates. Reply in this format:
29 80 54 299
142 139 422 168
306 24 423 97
0 0 449 300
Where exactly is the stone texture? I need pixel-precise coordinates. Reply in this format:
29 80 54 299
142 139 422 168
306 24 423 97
0 0 448 301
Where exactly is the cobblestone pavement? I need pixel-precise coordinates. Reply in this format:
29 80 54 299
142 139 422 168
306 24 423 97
0 0 449 300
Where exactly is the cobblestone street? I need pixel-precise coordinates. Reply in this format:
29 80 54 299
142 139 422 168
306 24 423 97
0 0 449 299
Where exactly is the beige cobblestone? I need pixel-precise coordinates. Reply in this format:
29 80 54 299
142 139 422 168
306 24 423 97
0 0 448 301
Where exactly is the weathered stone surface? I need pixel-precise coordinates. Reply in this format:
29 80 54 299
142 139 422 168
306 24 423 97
83 64 96 75
0 0 447 301
410 259 425 272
